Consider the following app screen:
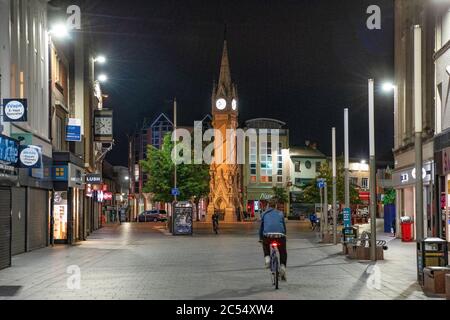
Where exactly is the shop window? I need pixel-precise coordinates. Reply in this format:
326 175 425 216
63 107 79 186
295 161 301 172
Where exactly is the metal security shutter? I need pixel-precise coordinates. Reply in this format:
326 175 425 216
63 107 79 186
0 188 11 270
11 187 26 255
27 188 48 251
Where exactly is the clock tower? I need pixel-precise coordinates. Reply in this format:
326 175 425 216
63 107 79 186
207 40 242 222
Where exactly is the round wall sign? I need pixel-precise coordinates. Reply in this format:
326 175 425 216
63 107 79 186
5 100 25 120
20 147 40 167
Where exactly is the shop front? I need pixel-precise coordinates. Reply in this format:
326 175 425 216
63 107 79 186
0 134 19 270
392 161 434 240
52 152 85 245
434 145 450 241
245 189 275 219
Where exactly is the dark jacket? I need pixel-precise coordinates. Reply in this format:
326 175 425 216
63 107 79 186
259 208 286 240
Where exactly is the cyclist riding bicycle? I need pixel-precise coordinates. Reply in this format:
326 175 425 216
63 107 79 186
259 197 287 281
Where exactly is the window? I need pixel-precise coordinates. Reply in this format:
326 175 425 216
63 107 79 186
260 140 272 183
55 116 62 150
305 161 312 169
249 140 257 182
276 143 283 183
315 162 321 173
295 161 301 173
361 178 369 189
350 177 358 186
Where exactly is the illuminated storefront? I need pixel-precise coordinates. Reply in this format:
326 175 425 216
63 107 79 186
392 161 434 240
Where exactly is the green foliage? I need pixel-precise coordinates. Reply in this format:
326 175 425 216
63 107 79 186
140 134 210 203
302 157 361 205
272 186 289 204
382 188 396 205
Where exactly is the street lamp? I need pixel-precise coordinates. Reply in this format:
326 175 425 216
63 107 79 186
98 74 108 83
49 23 69 39
382 82 395 93
368 79 377 261
94 55 107 64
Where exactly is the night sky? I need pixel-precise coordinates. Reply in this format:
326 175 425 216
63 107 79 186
73 0 395 166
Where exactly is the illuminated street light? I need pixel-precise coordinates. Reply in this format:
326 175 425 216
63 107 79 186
98 74 108 83
382 82 395 92
94 56 107 64
49 23 69 38
124 176 130 181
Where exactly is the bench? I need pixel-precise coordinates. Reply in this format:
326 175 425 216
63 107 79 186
346 232 387 260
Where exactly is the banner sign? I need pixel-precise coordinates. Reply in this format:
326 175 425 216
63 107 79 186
19 145 42 168
343 207 351 228
0 134 19 166
66 118 82 142
103 192 113 201
2 99 28 122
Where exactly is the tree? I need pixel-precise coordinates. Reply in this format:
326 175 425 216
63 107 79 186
382 188 396 205
272 186 289 204
140 134 210 213
303 158 361 205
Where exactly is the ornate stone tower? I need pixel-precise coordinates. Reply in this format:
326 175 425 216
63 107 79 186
207 40 242 222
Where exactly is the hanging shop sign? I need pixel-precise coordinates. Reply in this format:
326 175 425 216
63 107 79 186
86 184 93 198
103 192 113 201
66 118 82 142
0 134 19 166
85 173 102 184
2 99 28 122
68 164 84 189
52 165 68 181
19 145 42 168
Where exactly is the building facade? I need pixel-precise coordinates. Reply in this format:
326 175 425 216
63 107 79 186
242 119 290 218
432 2 450 242
392 0 436 240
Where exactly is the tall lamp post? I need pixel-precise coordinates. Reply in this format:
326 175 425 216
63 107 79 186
332 127 337 244
368 79 377 261
414 25 424 244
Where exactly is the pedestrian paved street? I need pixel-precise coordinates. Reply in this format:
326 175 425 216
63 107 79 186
0 222 443 300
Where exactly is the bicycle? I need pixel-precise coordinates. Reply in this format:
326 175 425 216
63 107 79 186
269 239 280 290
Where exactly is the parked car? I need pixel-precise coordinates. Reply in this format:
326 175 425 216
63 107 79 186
138 210 167 222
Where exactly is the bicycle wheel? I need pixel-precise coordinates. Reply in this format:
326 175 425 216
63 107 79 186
273 257 279 290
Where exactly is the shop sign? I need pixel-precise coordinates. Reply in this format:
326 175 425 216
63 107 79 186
343 208 351 228
393 163 432 187
85 184 93 197
0 134 19 166
66 118 82 142
53 166 68 181
85 173 102 184
68 164 84 189
19 145 42 168
103 192 113 201
2 99 28 122
442 148 450 175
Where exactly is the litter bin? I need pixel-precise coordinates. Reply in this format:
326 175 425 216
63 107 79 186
400 216 413 242
417 238 449 285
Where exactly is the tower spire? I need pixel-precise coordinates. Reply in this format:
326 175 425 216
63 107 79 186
218 39 232 91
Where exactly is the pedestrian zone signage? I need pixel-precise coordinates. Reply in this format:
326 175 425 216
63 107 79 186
66 118 82 142
172 188 180 196
317 179 325 189
19 145 42 168
2 99 28 122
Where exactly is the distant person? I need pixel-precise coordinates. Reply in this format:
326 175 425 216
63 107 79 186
309 212 317 230
391 218 396 237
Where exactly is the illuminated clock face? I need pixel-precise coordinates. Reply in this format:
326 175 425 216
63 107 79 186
216 98 227 110
232 99 237 111
94 117 113 135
